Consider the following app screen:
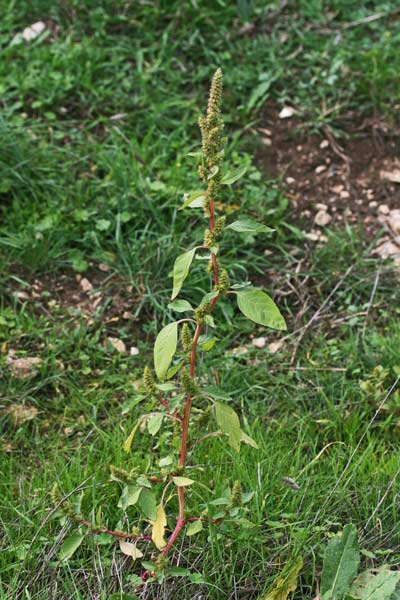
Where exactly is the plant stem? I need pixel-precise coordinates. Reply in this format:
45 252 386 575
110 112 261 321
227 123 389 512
163 198 219 557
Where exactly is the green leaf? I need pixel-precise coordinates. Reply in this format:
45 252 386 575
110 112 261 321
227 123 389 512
240 430 259 449
320 524 360 600
226 218 274 234
138 489 157 521
186 520 203 536
348 566 400 599
147 414 163 436
154 322 178 380
236 290 286 330
168 299 193 312
118 485 142 510
172 476 195 487
166 361 183 379
200 337 217 351
155 382 177 391
221 166 247 185
179 191 205 210
200 290 219 306
58 533 85 561
214 402 241 452
171 249 196 300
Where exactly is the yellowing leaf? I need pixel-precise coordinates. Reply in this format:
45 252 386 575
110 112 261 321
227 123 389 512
172 476 195 487
123 417 143 453
119 540 144 560
261 558 303 600
240 430 259 449
151 503 167 550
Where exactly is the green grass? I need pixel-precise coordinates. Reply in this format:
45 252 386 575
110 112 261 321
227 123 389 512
1 1 400 598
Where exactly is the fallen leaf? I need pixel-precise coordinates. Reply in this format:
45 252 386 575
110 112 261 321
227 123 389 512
260 558 303 599
107 337 126 353
119 540 143 560
6 355 42 378
5 404 38 425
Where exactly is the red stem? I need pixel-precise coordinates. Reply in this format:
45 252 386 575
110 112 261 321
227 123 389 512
162 192 219 557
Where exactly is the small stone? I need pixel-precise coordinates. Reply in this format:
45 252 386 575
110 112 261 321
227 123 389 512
320 140 329 149
268 340 284 353
286 177 295 185
22 21 46 42
279 106 296 119
340 190 350 199
80 278 93 293
378 204 390 215
130 346 140 356
314 210 332 226
304 231 320 242
315 165 327 174
122 311 134 320
99 263 109 272
316 203 328 211
252 337 266 349
261 137 272 146
369 200 378 208
387 209 400 235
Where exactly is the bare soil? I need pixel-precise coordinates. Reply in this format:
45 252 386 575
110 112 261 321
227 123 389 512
255 107 400 232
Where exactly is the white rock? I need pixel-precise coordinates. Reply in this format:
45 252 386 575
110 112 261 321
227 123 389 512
268 340 284 353
320 140 329 149
314 210 332 226
286 177 296 185
315 203 328 211
315 165 327 174
252 337 266 349
80 277 93 293
279 106 296 119
387 209 400 235
130 346 140 356
340 190 350 199
378 204 390 215
304 231 320 242
22 21 46 42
